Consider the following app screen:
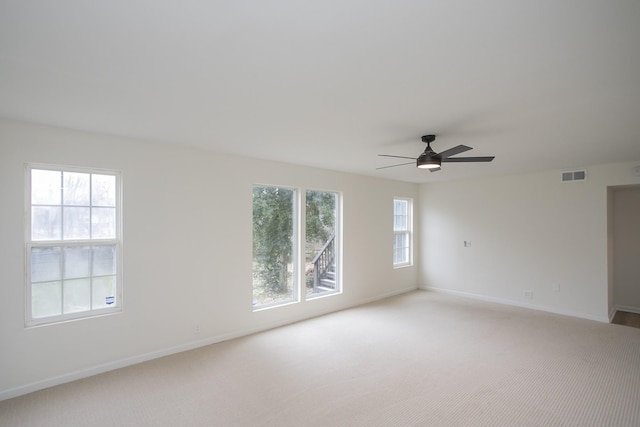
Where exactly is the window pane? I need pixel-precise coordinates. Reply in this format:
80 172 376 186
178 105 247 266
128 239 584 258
32 281 62 318
63 279 91 313
32 169 61 205
32 206 61 240
27 166 121 324
63 207 91 240
63 172 90 206
394 233 409 264
394 200 408 231
92 174 116 207
252 186 295 307
64 246 91 279
31 247 62 283
393 198 412 266
305 190 338 298
92 276 116 309
394 214 407 231
92 207 116 238
93 245 116 276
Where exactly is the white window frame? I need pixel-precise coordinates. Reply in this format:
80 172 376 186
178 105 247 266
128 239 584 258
25 164 123 326
304 188 342 300
252 184 299 310
252 185 343 310
393 197 413 267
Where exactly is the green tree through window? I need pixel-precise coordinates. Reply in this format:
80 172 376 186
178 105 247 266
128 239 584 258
252 186 295 306
305 190 338 297
252 186 340 308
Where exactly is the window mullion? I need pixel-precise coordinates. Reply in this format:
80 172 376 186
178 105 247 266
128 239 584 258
27 165 121 326
60 243 65 314
89 244 94 310
89 173 93 240
297 190 306 302
58 171 65 315
88 173 93 309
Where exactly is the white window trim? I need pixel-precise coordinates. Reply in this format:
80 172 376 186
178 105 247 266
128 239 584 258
304 188 342 300
252 185 343 311
25 163 123 326
251 184 299 311
393 197 413 268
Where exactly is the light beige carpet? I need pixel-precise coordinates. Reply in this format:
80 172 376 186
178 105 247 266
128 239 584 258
2 290 640 426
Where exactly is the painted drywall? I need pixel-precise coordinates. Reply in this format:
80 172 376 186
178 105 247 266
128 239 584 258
611 186 640 312
0 118 418 399
418 161 640 322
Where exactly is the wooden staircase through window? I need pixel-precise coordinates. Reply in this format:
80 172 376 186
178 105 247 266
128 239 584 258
312 234 336 293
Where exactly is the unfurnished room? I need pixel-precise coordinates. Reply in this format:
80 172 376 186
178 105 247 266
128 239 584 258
1 1 640 426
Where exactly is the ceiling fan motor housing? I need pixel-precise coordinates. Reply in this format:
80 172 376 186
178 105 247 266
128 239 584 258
421 134 436 144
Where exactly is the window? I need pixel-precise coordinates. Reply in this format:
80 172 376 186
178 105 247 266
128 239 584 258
26 165 122 325
252 186 342 309
252 186 297 308
305 190 340 298
393 198 412 267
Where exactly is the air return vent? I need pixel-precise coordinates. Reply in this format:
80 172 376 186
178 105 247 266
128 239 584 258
561 170 587 182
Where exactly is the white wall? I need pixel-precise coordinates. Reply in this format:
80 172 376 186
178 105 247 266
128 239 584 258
611 186 640 312
418 161 640 322
0 118 418 400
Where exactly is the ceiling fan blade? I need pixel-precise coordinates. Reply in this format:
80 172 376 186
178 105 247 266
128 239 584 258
376 162 415 170
378 154 416 160
442 156 495 163
437 145 472 159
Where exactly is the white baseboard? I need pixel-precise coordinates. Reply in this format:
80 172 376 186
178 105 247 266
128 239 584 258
420 286 610 323
609 305 618 323
0 331 242 402
0 286 418 402
351 285 418 307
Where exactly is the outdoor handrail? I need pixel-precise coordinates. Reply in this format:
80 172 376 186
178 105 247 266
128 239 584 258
312 234 335 292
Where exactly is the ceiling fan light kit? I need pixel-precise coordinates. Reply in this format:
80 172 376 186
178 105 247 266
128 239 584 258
417 155 441 169
377 134 495 172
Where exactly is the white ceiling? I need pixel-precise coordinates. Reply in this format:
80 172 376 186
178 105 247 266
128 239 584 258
1 1 640 183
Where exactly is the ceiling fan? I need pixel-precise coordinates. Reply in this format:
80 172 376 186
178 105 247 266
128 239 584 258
377 135 495 172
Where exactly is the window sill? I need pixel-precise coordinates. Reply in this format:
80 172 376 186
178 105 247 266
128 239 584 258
393 263 413 269
26 307 122 328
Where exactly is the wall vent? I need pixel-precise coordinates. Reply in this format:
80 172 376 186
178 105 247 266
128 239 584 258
561 170 587 182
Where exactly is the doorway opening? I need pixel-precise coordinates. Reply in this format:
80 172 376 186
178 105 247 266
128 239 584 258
608 184 640 327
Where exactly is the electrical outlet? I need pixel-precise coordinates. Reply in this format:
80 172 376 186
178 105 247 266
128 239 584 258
194 323 201 335
524 290 533 299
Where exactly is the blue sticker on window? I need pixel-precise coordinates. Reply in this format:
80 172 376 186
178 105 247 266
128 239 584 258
105 296 115 305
